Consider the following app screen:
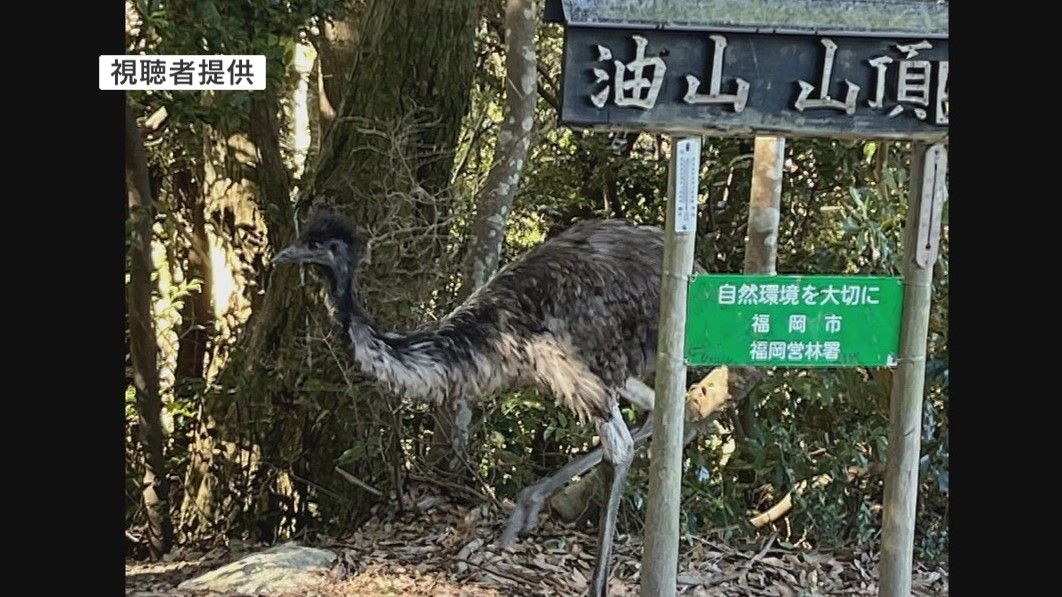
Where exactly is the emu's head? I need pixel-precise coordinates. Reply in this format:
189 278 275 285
272 209 365 278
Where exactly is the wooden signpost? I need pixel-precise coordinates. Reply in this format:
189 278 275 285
545 1 948 596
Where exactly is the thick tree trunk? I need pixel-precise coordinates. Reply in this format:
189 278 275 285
181 0 478 541
310 0 476 208
431 0 539 477
126 102 174 558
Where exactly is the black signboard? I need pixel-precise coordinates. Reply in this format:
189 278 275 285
560 28 948 140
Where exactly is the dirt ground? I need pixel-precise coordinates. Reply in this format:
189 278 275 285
127 489 947 596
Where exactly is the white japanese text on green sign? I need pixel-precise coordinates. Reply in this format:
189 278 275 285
685 275 903 367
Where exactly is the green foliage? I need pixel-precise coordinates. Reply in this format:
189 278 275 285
128 0 342 131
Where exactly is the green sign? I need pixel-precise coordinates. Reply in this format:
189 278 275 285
685 275 903 367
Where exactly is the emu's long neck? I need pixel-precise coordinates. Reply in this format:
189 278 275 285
325 264 496 404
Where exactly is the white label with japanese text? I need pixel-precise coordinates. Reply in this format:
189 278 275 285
100 55 266 90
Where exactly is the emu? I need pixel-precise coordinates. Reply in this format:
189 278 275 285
273 209 670 596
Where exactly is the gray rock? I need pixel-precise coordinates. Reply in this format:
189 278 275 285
177 542 336 595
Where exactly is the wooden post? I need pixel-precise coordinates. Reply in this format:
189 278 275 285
737 136 786 437
879 143 947 597
642 136 700 597
744 137 785 275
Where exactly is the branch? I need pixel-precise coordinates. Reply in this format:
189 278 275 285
748 474 833 528
536 62 560 112
334 465 384 497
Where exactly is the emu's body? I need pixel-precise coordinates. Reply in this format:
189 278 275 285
274 212 665 597
347 218 662 420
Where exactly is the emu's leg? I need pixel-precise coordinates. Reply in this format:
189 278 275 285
591 402 634 597
499 377 654 544
620 377 655 411
503 369 764 545
499 445 601 546
499 417 653 546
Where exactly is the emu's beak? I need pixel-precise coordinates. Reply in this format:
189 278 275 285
272 245 312 264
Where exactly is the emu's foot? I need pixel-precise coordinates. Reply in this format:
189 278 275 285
498 484 546 546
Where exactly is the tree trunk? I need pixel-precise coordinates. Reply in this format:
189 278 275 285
249 88 294 250
181 0 479 541
458 0 538 300
315 1 364 139
173 156 214 398
126 102 174 558
431 0 539 477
